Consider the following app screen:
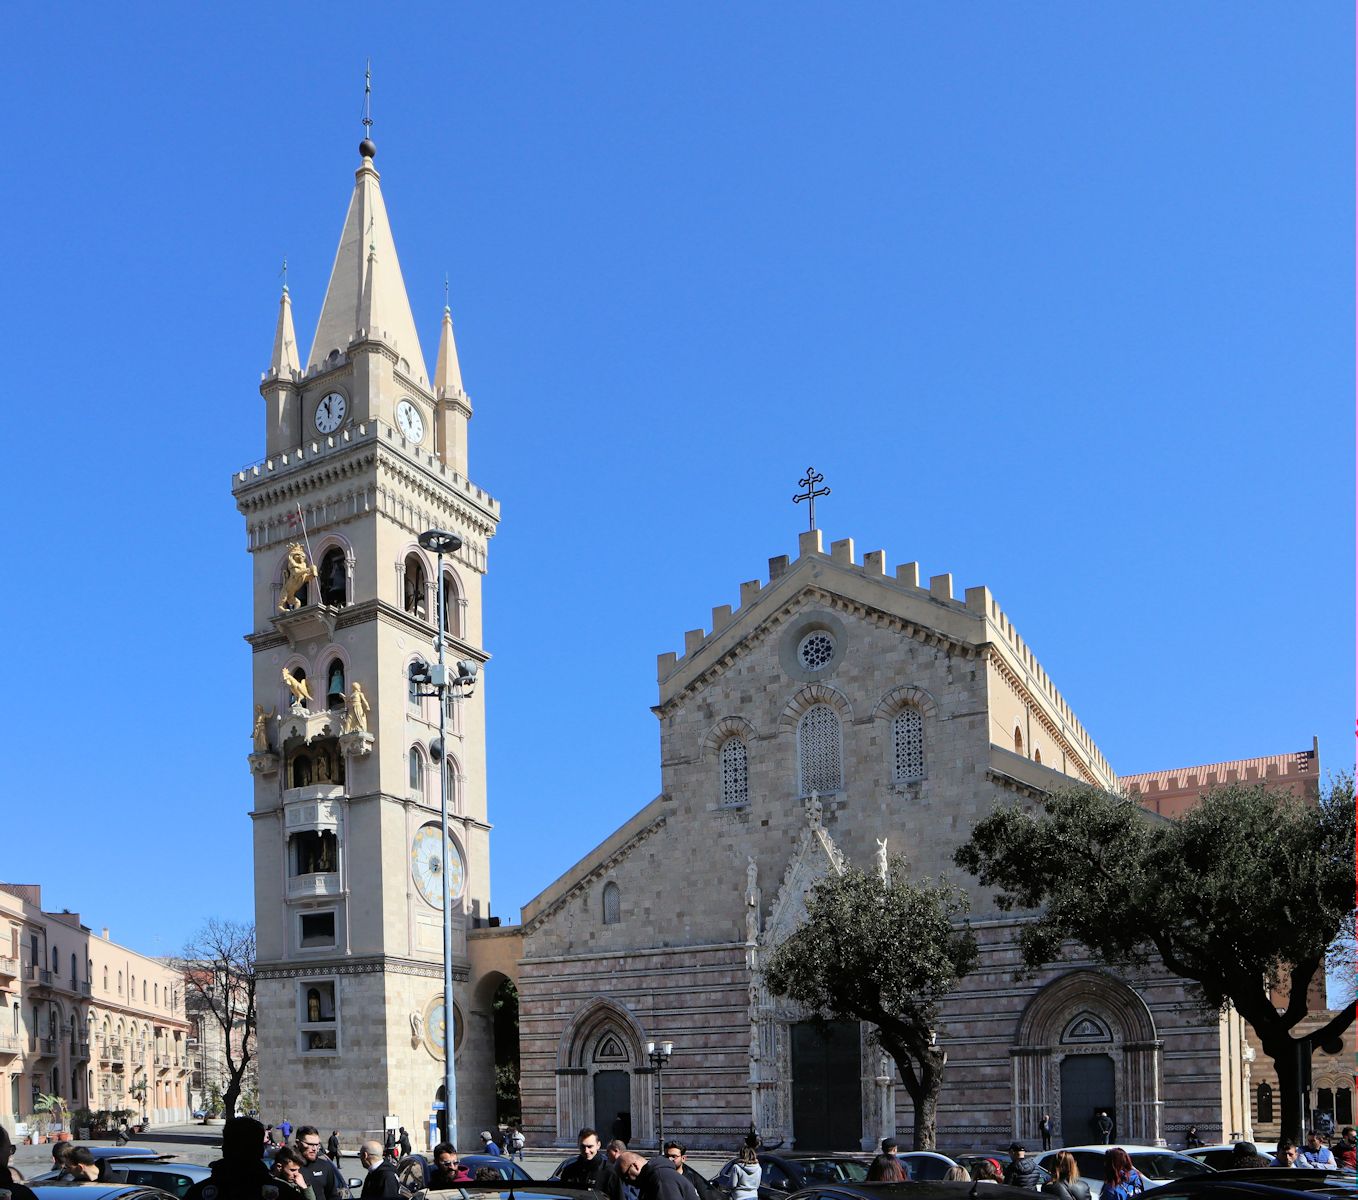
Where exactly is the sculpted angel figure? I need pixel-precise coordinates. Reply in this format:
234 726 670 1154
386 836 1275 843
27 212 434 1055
277 542 318 612
875 837 889 883
252 704 275 753
282 668 313 708
343 681 371 734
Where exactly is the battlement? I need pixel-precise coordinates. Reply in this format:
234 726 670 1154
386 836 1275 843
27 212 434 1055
1122 741 1319 801
232 417 499 514
656 528 1114 784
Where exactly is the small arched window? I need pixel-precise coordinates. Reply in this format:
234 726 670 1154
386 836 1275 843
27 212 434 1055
326 658 346 710
409 747 424 792
154 983 158 1005
403 553 428 619
117 972 123 995
319 547 347 607
798 704 843 795
1256 1082 1274 1124
51 948 58 973
719 739 749 807
69 954 76 983
103 967 108 992
441 571 461 636
1033 748 1042 764
291 752 312 788
602 882 621 925
891 707 925 782
1014 726 1024 755
142 980 147 1001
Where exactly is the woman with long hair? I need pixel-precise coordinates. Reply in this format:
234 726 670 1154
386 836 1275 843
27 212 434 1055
943 1166 972 1182
866 1155 907 1183
1102 1148 1146 1200
1041 1151 1090 1200
730 1143 762 1200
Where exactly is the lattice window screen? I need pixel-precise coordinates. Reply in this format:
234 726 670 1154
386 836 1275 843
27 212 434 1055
892 707 925 782
798 704 843 794
720 738 749 806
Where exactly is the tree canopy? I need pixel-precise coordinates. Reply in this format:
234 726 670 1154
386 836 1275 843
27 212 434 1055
954 777 1355 1141
761 855 977 1149
176 919 257 1119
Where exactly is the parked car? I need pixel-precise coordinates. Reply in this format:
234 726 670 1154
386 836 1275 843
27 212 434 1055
1034 1147 1213 1198
713 1152 872 1200
403 1152 534 1186
1183 1146 1279 1171
782 1181 1042 1200
1141 1168 1358 1200
896 1154 962 1182
422 1185 604 1200
27 1185 177 1200
102 1162 213 1198
28 1151 176 1185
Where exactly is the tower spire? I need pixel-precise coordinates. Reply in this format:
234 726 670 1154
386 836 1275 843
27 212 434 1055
434 292 464 398
268 276 300 379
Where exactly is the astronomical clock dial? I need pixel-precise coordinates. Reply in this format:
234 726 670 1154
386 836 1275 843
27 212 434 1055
314 391 347 434
396 400 425 443
422 993 464 1059
410 822 465 907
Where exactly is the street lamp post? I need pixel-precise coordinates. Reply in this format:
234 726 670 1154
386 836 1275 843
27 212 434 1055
646 1040 674 1152
414 529 479 1148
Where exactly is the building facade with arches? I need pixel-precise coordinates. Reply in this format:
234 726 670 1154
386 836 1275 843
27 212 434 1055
508 529 1316 1152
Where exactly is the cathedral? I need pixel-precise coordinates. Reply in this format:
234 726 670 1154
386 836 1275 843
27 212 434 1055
238 134 1340 1152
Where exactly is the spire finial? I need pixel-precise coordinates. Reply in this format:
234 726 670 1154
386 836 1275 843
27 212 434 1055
359 59 376 159
444 272 450 313
280 256 289 293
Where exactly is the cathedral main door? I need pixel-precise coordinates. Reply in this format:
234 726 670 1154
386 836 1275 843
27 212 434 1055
1060 1054 1115 1145
791 1020 862 1150
593 1070 630 1141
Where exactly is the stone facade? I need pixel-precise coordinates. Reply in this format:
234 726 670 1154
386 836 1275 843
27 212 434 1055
0 884 192 1129
510 533 1263 1151
239 140 501 1149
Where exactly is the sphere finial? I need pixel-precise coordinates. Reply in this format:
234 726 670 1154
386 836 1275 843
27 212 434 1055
359 59 375 159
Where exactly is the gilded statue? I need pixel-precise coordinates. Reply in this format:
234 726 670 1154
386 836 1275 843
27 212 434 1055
251 704 275 753
343 681 371 734
282 668 313 708
277 542 318 612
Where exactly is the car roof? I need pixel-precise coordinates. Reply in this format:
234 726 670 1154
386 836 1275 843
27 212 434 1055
87 1148 163 1160
785 1182 1042 1199
29 1185 174 1200
1041 1147 1188 1156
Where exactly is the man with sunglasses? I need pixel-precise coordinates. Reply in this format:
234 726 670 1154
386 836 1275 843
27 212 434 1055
429 1144 472 1188
295 1125 344 1200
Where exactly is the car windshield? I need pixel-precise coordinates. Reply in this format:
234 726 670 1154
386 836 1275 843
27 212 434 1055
1130 1154 1211 1180
786 1160 870 1185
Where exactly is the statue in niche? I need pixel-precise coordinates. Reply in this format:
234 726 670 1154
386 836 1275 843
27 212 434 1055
283 668 313 709
278 542 317 612
314 752 332 782
744 856 761 943
307 988 322 1022
343 681 370 734
875 838 889 883
252 705 275 753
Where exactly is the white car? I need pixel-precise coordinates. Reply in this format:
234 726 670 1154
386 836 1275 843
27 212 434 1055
1183 1143 1277 1170
1034 1146 1213 1198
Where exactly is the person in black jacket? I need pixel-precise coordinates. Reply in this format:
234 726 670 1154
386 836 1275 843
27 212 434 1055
562 1129 611 1188
617 1153 700 1200
184 1116 276 1200
360 1141 401 1200
1004 1144 1044 1191
664 1143 719 1200
1040 1151 1091 1200
295 1126 344 1200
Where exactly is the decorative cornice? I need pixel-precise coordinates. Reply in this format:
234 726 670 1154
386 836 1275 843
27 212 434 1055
257 955 469 982
985 650 1100 786
246 598 490 661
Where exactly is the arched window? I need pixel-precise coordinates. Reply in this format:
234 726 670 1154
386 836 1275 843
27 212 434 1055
319 547 347 607
117 972 123 995
891 706 925 782
403 553 428 619
291 752 312 788
326 658 346 710
1034 748 1042 764
1256 1082 1274 1124
142 980 147 1001
441 571 461 637
602 882 621 925
719 738 749 807
154 983 158 1005
409 747 424 792
408 659 427 709
1014 726 1024 755
103 967 108 992
130 975 135 1000
69 954 76 983
798 704 843 795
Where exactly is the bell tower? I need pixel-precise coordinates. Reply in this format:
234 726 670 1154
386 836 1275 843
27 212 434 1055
234 133 500 1145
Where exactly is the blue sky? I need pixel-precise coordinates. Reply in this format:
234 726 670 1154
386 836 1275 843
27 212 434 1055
1 4 1351 956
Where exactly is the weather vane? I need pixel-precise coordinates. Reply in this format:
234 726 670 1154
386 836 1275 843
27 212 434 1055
793 467 830 532
362 60 373 138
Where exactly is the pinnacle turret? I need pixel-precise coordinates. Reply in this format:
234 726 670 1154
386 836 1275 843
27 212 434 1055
268 286 301 379
434 305 464 398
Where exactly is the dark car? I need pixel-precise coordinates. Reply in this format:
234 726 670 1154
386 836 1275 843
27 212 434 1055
102 1163 213 1198
1140 1169 1358 1200
402 1152 534 1187
713 1153 873 1200
783 1181 1046 1200
28 1153 191 1187
422 1185 607 1200
27 1185 177 1200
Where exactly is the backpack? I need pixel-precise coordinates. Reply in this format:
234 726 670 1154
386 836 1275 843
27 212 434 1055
510 1131 525 1151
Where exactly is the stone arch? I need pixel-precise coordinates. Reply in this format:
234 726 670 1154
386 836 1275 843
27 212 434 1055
778 683 853 729
1012 969 1162 1147
312 533 355 607
555 998 653 1145
701 716 759 761
872 685 940 721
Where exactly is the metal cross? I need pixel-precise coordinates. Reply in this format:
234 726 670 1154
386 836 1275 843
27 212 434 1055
793 467 830 532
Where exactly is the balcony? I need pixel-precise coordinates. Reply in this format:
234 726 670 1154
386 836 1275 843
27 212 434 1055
21 962 50 986
36 1036 58 1058
108 1039 125 1064
97 1040 111 1064
0 956 16 980
0 1033 18 1057
286 871 343 900
73 1040 90 1060
283 787 343 830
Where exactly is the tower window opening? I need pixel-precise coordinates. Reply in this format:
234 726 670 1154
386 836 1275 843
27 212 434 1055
403 554 428 619
326 658 346 710
319 547 347 607
409 747 424 793
1014 726 1024 755
290 752 312 788
299 912 336 949
441 571 460 637
291 830 338 876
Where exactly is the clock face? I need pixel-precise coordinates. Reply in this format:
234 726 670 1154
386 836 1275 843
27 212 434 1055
422 994 464 1059
315 391 347 434
396 400 425 443
410 823 465 907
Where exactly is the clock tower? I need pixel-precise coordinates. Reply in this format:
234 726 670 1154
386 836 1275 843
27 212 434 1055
234 135 499 1144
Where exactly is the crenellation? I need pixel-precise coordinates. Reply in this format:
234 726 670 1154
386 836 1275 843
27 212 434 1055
710 604 733 633
798 528 824 557
657 651 678 680
830 537 856 564
740 579 763 609
929 572 954 601
895 561 921 588
863 549 885 575
768 555 790 579
684 628 705 655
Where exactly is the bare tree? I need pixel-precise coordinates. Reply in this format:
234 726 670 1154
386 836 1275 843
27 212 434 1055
176 920 257 1119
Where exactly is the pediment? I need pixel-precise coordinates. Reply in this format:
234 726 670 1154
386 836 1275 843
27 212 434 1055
760 819 846 951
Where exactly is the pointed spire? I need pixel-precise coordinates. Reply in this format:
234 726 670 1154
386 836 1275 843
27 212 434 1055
269 284 301 379
307 155 430 385
434 303 464 397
